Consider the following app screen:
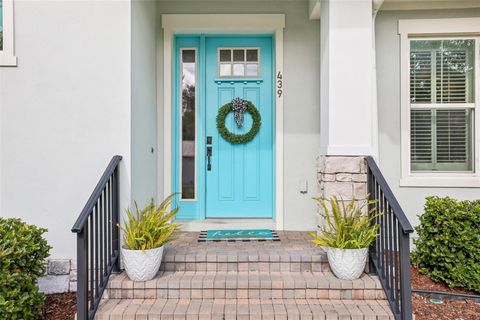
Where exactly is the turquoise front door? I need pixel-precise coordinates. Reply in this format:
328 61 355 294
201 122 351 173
174 35 274 220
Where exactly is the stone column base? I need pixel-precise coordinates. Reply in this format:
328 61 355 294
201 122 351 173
38 259 77 294
316 156 368 226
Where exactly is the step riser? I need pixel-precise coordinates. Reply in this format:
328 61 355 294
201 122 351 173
95 298 395 320
159 261 331 272
105 288 386 300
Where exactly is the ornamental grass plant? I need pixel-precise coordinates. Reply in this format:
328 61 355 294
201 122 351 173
118 194 180 251
309 196 380 249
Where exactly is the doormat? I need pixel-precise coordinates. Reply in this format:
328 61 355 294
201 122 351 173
198 229 280 242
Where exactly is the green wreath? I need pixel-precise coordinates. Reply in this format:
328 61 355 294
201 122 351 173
216 100 261 144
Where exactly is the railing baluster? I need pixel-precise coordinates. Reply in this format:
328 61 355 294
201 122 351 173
368 168 376 273
365 156 413 320
393 219 400 313
380 190 385 275
107 179 112 266
112 166 120 272
385 202 391 290
89 214 94 311
388 205 394 293
99 193 104 284
95 204 100 298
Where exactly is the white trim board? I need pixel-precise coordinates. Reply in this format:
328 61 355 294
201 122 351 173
398 18 480 188
160 14 286 229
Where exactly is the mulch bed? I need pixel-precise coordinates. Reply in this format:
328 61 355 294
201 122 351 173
411 265 480 320
41 292 76 320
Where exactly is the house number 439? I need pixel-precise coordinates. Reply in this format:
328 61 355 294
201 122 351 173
277 71 283 98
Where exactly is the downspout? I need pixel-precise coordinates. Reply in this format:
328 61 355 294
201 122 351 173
372 0 384 161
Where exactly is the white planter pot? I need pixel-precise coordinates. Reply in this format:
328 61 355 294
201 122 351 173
326 247 368 280
121 246 164 281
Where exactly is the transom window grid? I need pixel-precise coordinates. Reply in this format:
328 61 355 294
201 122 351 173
218 48 260 78
409 38 478 173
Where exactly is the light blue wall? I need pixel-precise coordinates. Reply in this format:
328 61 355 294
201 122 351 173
156 0 321 230
376 9 480 230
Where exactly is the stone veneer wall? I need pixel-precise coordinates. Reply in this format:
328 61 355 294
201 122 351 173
38 259 77 294
317 156 368 224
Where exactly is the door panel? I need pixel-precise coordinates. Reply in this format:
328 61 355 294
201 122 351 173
173 35 274 220
205 37 274 218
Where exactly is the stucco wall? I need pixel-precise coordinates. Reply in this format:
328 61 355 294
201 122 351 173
375 9 480 229
0 0 131 259
132 0 158 206
155 0 321 230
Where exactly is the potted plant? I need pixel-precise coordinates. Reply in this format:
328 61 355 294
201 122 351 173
118 194 179 281
310 196 380 280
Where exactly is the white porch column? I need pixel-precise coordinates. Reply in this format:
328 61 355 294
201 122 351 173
319 0 376 157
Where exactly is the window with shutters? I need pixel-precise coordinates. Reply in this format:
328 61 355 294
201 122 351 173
409 39 477 173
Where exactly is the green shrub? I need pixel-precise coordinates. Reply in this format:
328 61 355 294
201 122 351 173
0 218 51 319
412 196 480 293
119 194 180 250
309 196 380 249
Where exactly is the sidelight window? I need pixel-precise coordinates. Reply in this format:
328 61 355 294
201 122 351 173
180 49 197 200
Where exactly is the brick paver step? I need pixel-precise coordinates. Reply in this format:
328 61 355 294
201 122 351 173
160 232 331 272
106 271 385 300
94 298 394 320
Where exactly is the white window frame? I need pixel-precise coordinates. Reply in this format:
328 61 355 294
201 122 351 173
0 0 17 66
399 18 480 187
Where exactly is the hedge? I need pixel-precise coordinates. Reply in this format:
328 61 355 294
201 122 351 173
0 218 51 319
412 196 480 293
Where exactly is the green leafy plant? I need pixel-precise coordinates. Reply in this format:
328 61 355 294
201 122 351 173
412 196 480 293
309 196 380 249
0 218 51 319
118 194 180 251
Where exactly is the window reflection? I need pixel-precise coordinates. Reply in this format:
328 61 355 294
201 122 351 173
218 48 259 77
181 49 196 199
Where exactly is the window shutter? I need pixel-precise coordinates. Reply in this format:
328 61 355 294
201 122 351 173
410 51 432 103
436 50 469 103
436 109 470 165
411 109 433 165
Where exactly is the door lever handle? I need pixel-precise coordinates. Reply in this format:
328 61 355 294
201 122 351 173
207 146 212 171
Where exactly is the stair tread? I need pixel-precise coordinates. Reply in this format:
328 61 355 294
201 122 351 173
163 231 327 261
94 298 394 319
108 271 382 290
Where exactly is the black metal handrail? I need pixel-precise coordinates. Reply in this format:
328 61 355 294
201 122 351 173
72 155 122 320
366 156 414 320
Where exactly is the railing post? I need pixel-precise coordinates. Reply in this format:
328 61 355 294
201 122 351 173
399 232 413 320
112 166 120 272
76 225 89 320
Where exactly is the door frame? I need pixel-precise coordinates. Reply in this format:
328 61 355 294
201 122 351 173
161 14 285 229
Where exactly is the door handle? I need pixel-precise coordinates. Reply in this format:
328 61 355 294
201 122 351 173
207 146 212 171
